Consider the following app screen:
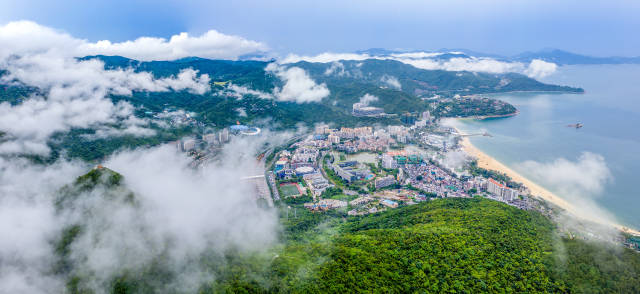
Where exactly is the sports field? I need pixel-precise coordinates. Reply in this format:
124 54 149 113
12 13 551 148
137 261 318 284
280 183 301 197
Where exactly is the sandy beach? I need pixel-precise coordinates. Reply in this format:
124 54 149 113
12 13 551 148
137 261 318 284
459 136 640 236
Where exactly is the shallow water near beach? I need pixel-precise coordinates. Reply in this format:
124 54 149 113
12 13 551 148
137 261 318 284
455 64 640 230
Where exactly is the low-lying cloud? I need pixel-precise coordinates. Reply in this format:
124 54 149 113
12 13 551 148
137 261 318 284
0 21 214 156
519 152 618 229
266 63 330 103
380 75 401 90
520 152 612 198
280 51 558 79
226 83 274 99
324 61 348 76
358 93 379 106
281 52 372 64
0 133 284 293
524 59 558 79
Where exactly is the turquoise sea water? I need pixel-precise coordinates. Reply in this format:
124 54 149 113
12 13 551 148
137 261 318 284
455 65 640 230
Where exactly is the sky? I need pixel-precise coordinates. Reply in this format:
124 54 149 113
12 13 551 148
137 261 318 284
2 0 639 57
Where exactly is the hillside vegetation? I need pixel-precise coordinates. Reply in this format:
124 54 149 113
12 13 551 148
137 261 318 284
54 170 640 293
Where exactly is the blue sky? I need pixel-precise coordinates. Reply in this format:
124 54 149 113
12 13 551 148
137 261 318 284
2 0 639 57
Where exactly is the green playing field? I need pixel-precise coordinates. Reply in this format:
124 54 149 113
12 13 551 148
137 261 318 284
280 183 301 197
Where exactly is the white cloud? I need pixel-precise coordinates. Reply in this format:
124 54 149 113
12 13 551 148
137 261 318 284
0 157 85 293
519 152 617 228
397 56 525 74
380 75 401 90
524 59 558 79
390 52 443 59
266 63 330 103
0 133 286 293
0 21 267 61
279 51 557 79
324 61 348 76
0 21 214 155
520 152 612 198
226 83 274 99
358 93 379 106
281 52 372 64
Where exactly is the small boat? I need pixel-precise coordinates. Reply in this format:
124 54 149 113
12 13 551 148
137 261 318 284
567 123 583 129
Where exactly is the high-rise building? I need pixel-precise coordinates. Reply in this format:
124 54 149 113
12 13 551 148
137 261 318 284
219 128 229 143
422 110 431 122
181 139 197 152
401 113 417 125
487 178 518 201
203 133 217 144
328 134 340 144
397 134 407 144
315 124 330 135
381 154 397 169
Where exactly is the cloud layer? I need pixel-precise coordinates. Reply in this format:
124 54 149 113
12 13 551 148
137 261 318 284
280 52 558 79
0 21 267 61
519 152 617 227
0 21 213 155
520 152 612 199
358 93 379 106
0 134 282 293
266 63 330 103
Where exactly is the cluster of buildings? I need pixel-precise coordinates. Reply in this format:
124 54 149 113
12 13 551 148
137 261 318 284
274 143 322 180
330 160 374 183
273 120 538 217
314 125 413 153
172 128 230 153
374 175 396 189
352 103 385 117
404 162 467 197
304 198 348 211
303 173 333 197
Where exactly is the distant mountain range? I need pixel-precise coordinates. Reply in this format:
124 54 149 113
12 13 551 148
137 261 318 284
355 48 640 65
512 49 640 65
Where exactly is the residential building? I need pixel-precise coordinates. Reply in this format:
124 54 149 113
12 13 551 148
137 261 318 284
181 139 197 152
328 134 340 144
487 178 518 201
375 175 396 189
382 154 397 169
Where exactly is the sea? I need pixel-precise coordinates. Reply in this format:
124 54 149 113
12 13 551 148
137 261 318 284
455 64 640 230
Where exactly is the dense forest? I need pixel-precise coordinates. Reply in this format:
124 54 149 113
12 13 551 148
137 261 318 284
58 169 640 293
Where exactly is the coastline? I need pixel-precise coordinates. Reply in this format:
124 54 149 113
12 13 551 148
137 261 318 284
458 135 640 237
480 89 585 95
468 110 519 120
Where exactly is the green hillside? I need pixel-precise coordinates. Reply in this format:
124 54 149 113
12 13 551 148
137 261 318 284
53 171 640 293
292 59 583 97
0 56 584 162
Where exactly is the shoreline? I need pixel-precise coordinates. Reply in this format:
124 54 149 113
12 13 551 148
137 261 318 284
458 134 640 237
480 89 585 95
466 110 519 120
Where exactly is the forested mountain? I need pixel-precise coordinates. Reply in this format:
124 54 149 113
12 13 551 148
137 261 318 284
89 55 581 127
0 55 582 161
291 58 582 96
3 55 583 131
55 169 640 293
